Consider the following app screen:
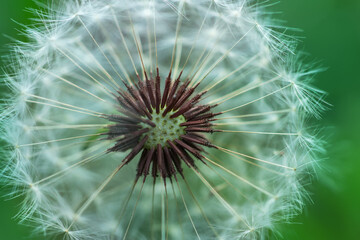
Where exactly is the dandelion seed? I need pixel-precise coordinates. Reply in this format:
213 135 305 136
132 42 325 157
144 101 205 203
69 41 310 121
1 0 325 239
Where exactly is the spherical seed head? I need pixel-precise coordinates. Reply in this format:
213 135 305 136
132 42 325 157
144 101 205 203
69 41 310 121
144 109 186 149
1 0 326 239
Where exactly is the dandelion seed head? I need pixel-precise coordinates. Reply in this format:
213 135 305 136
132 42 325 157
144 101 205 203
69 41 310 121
0 0 326 239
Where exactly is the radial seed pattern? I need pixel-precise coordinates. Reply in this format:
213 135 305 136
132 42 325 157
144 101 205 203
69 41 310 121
104 70 220 179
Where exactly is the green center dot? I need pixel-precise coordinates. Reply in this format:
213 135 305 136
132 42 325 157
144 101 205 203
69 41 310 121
143 108 186 149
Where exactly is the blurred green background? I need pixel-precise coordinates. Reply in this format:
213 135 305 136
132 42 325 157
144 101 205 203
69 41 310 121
0 0 359 239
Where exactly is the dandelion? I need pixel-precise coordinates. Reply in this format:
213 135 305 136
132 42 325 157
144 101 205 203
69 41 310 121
1 0 325 239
